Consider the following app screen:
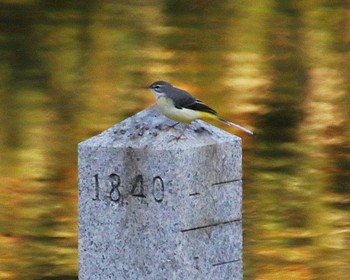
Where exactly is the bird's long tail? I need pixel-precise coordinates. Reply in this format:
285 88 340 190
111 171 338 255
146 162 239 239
219 118 253 135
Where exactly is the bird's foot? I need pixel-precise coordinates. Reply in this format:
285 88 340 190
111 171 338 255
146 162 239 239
167 133 187 142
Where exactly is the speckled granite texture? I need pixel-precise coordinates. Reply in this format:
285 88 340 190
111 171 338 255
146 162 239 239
78 106 243 280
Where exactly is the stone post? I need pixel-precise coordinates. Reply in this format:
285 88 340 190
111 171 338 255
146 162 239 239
78 106 243 280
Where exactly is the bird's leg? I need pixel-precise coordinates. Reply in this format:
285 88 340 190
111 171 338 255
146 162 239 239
166 121 180 130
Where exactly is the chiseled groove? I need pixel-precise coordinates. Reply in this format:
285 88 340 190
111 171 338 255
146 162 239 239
212 179 241 186
189 192 200 196
212 259 241 267
180 219 241 233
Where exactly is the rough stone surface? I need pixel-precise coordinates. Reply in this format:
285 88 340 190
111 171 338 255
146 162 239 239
78 106 243 280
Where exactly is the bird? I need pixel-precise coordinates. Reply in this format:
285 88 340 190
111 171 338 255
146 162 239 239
145 80 253 135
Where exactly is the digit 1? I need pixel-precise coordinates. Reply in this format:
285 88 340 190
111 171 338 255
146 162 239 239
93 174 100 201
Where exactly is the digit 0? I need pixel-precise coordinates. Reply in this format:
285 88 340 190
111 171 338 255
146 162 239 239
152 176 164 202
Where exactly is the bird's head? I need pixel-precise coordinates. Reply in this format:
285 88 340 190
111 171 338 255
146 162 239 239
145 81 172 98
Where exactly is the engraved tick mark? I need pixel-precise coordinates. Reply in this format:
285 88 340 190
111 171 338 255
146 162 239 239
212 179 241 186
180 219 241 233
189 192 200 197
212 259 241 267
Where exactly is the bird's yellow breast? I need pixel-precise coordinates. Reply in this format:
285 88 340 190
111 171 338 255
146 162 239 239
156 96 201 123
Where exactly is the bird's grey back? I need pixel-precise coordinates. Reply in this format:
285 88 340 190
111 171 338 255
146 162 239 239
167 85 217 114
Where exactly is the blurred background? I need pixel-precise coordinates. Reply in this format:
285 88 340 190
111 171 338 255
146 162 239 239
0 1 349 279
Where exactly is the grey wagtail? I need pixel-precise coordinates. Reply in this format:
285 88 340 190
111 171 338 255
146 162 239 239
145 80 253 135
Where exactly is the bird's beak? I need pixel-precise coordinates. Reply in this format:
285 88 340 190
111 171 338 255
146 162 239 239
141 85 149 89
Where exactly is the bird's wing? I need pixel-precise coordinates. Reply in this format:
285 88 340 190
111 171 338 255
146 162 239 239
186 99 217 115
168 87 217 115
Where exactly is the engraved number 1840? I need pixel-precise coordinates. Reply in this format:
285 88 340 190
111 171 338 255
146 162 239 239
92 174 164 203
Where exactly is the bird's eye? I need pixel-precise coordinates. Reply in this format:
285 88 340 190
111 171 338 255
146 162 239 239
154 85 161 89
